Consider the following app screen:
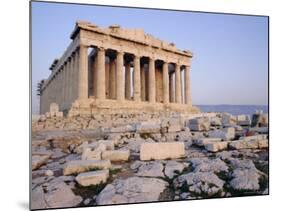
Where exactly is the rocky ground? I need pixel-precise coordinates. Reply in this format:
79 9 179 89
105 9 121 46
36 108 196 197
31 111 269 209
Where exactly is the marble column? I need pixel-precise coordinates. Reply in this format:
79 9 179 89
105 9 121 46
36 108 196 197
96 47 106 100
169 73 175 103
116 51 124 101
65 59 70 105
133 55 141 102
125 62 131 100
109 58 116 99
163 62 169 104
148 57 156 103
105 58 110 99
62 63 66 103
59 68 63 107
185 65 192 106
78 44 88 99
70 52 76 102
74 49 79 100
141 64 146 101
175 63 182 104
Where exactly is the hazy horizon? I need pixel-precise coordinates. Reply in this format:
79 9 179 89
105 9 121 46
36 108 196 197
31 2 268 114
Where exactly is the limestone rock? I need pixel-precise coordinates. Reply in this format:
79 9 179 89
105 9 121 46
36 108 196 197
230 168 260 191
136 161 164 177
75 169 109 186
63 160 111 175
96 176 168 205
101 150 130 161
45 182 82 208
140 142 185 161
164 160 185 179
174 172 224 196
32 155 50 170
31 186 47 210
189 158 228 173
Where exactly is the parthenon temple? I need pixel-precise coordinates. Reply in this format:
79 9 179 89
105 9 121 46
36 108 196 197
38 21 199 116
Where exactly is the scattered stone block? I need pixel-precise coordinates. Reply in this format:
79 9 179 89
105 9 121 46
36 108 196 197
208 127 235 141
136 121 161 134
82 143 107 160
229 139 259 150
140 142 185 161
222 113 237 126
188 118 210 131
210 116 222 126
194 138 222 146
101 150 130 161
63 160 111 175
236 115 251 126
75 169 109 186
204 141 228 152
258 139 269 148
98 140 115 150
110 125 136 133
251 113 268 127
240 134 267 141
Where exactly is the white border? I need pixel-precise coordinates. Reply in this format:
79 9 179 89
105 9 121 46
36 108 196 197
0 0 280 211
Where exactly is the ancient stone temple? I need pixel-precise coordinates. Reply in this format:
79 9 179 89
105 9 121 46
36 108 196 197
38 21 198 115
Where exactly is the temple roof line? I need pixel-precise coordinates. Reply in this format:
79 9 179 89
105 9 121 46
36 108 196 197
70 20 193 57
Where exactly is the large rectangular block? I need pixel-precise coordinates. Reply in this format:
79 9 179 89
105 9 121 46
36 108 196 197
63 160 111 175
204 141 228 152
140 142 185 161
101 150 130 161
75 169 109 187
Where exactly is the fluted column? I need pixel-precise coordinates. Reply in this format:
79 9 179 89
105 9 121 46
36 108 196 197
65 59 70 105
105 59 110 98
78 44 88 99
69 56 74 103
141 65 146 101
125 62 131 100
96 47 105 99
116 51 124 101
62 63 66 104
74 49 79 100
148 57 156 103
175 63 182 104
169 73 174 103
109 58 116 99
185 65 192 106
133 55 141 102
163 61 169 104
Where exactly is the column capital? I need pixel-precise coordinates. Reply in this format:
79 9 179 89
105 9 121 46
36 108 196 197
117 50 124 54
134 54 140 59
79 43 88 48
97 46 105 51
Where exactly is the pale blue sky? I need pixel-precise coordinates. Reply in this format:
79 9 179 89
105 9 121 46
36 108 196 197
31 1 268 114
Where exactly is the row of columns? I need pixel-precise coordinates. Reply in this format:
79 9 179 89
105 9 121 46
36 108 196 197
41 44 192 114
40 47 80 113
78 45 192 105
